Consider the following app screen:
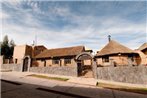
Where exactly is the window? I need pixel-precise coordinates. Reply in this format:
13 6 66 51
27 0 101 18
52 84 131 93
64 59 71 64
52 59 59 64
15 59 17 64
102 56 109 62
128 54 134 62
41 59 44 62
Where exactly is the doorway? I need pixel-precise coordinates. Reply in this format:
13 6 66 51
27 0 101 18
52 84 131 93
76 52 94 78
22 57 29 72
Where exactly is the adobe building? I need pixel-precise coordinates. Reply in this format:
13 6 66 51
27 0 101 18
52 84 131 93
13 45 47 64
32 46 94 77
13 45 32 64
95 40 139 67
33 46 93 66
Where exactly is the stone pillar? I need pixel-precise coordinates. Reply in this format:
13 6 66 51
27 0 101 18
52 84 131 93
27 56 31 72
75 63 78 77
20 58 24 72
92 60 97 78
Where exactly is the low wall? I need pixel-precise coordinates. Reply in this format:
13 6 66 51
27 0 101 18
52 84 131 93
1 64 22 71
96 66 147 84
29 66 78 77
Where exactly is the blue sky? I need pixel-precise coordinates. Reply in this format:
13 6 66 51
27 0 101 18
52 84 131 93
1 0 147 53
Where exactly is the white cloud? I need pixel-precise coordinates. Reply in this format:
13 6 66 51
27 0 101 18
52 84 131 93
0 11 9 19
2 12 146 51
1 1 146 52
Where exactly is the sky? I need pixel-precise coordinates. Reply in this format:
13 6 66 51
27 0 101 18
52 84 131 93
1 0 147 53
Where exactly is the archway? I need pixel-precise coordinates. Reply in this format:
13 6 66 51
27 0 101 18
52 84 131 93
22 56 31 72
75 52 94 78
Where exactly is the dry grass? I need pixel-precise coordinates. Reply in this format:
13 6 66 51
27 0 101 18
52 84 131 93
0 69 12 72
96 82 147 94
27 74 69 81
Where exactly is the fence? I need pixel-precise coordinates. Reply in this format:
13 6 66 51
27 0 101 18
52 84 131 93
96 66 147 84
1 64 22 71
29 66 78 77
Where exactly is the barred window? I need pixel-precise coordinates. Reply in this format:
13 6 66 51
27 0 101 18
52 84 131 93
64 59 71 64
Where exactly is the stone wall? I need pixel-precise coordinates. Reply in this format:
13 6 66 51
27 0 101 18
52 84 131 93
29 66 78 77
96 66 147 84
1 64 22 71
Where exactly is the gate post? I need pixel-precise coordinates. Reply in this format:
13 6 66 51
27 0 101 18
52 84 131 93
92 60 97 79
27 57 31 72
20 58 24 72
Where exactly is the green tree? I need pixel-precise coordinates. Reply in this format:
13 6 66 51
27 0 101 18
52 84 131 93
1 35 16 59
3 35 9 45
9 39 15 57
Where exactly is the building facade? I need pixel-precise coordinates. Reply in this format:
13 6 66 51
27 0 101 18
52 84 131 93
95 40 138 67
32 46 92 67
13 45 46 64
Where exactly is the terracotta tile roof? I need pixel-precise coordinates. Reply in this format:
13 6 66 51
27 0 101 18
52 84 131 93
35 46 84 59
96 40 136 56
138 43 147 51
33 45 47 57
34 45 47 49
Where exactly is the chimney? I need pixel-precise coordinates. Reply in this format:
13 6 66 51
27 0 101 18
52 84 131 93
108 35 111 42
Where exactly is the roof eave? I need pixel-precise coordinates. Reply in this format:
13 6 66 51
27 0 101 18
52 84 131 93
95 52 138 57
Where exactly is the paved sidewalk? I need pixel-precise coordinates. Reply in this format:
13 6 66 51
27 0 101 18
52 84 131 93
1 71 147 98
2 71 146 88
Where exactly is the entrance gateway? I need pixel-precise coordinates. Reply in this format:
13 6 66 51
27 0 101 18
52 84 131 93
75 52 94 78
22 56 31 72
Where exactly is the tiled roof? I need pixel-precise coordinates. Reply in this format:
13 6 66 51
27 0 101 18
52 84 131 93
35 46 84 59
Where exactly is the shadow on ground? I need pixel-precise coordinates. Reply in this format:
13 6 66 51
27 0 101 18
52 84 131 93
1 79 147 98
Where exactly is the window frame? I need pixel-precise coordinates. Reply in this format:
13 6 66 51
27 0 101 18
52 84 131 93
52 59 59 64
102 56 109 62
128 54 134 62
64 58 71 64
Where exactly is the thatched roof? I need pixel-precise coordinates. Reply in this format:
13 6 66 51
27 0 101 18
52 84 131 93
35 46 84 59
138 43 147 51
96 40 136 56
